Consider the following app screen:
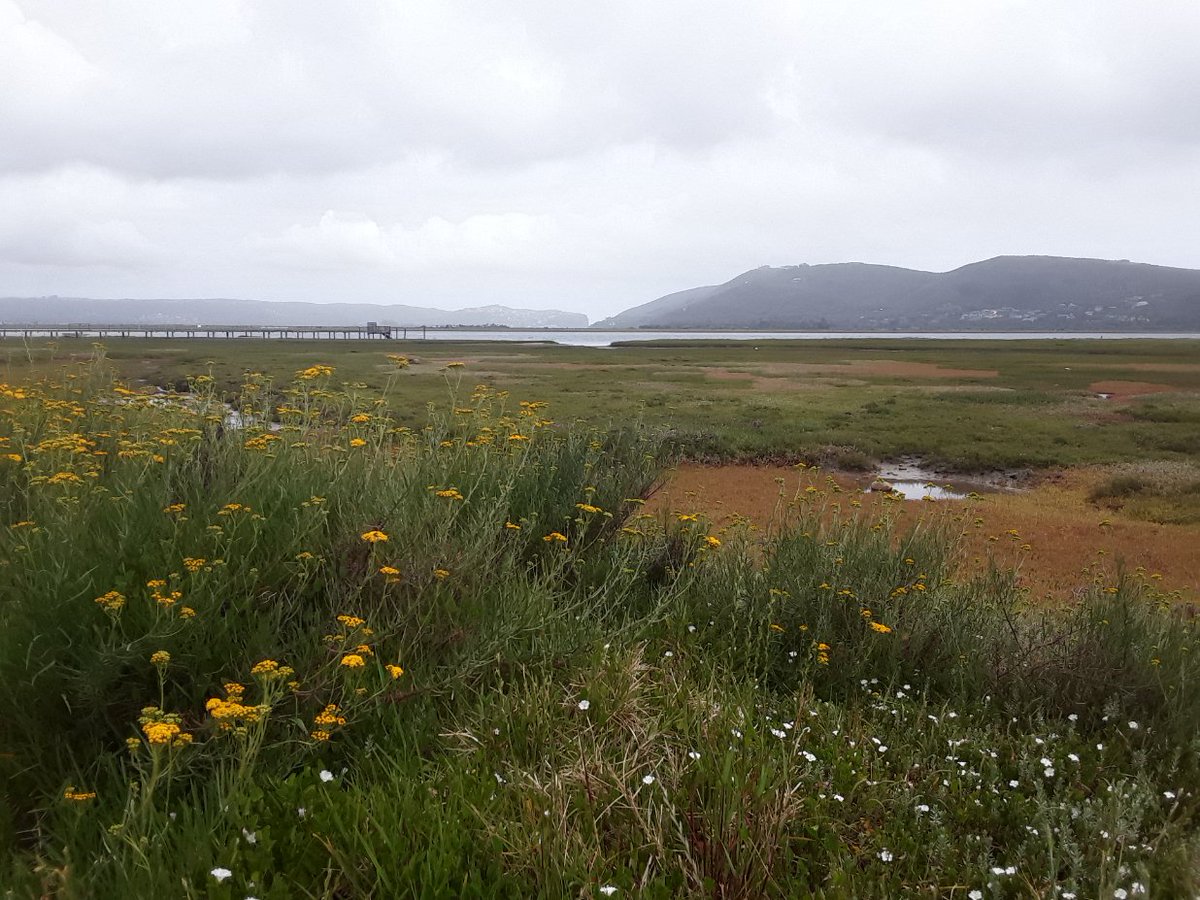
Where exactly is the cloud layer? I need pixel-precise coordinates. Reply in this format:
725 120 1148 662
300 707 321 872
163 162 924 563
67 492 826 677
3 0 1199 317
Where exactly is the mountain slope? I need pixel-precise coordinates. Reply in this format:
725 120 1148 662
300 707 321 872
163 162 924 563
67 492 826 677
599 256 1200 330
0 297 588 328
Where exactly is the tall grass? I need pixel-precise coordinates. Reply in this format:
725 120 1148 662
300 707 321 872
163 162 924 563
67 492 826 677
1 356 1198 898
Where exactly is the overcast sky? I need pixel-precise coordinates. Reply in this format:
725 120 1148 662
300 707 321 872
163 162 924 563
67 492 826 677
3 1 1199 320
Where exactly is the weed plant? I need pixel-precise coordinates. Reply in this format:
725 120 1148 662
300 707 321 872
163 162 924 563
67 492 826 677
1 355 1198 898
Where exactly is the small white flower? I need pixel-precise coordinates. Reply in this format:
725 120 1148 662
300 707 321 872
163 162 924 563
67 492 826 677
241 828 257 844
1044 767 1055 778
1063 893 1077 900
1113 889 1128 899
1128 721 1139 730
770 728 786 738
687 625 696 633
319 769 334 783
297 807 307 818
578 699 590 711
1165 790 1177 799
800 750 816 762
1130 883 1146 896
688 750 701 760
916 804 930 813
1067 753 1079 763
211 867 233 882
969 892 983 900
878 849 893 862
663 651 674 658
642 774 655 785
1068 713 1078 722
494 772 506 784
599 887 618 897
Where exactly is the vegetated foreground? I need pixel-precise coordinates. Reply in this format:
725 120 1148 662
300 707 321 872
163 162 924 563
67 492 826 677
1 356 1199 898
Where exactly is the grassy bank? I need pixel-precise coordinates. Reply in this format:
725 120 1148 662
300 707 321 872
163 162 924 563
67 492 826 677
1 357 1199 897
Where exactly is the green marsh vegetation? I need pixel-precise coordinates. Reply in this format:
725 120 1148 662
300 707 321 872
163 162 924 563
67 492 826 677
1 351 1199 897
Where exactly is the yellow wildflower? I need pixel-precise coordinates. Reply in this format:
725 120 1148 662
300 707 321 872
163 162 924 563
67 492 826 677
576 503 602 514
504 521 521 530
337 615 366 628
63 787 97 801
379 565 400 576
179 606 196 618
386 664 405 679
543 531 568 543
435 488 464 500
360 530 389 543
433 568 450 579
869 621 893 634
150 650 171 668
704 535 721 548
340 654 366 669
94 590 126 613
349 438 366 447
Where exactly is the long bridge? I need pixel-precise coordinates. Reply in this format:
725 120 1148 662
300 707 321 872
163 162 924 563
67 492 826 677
0 322 423 340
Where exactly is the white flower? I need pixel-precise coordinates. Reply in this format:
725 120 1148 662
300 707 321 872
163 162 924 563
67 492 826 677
1164 790 1177 799
1044 767 1055 778
1008 779 1019 788
1114 889 1128 899
494 772 506 784
969 892 983 900
663 651 674 658
832 794 844 802
578 699 590 711
770 728 786 738
1068 713 1078 722
1040 757 1052 767
800 750 816 762
241 828 257 844
915 804 930 813
1067 753 1079 763
297 807 307 818
319 769 334 783
642 774 656 785
687 625 696 633
1130 883 1146 896
599 887 618 897
688 750 701 760
1128 721 1139 730
211 867 233 882
878 849 893 862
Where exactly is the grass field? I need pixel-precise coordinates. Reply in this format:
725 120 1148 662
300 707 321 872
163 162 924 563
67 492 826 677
1 348 1199 897
5 336 1200 475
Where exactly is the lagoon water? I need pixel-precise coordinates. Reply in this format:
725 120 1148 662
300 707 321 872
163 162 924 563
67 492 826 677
414 330 1200 347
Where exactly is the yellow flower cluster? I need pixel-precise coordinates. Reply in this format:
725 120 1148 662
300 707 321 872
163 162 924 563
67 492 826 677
183 557 206 573
150 650 171 668
94 590 126 614
205 683 268 731
63 786 97 802
137 707 192 749
543 531 568 543
360 530 388 543
250 658 295 680
297 364 335 380
435 488 464 500
340 654 366 669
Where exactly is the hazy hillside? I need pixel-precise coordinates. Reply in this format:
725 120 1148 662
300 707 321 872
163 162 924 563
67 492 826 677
0 297 589 329
598 256 1200 330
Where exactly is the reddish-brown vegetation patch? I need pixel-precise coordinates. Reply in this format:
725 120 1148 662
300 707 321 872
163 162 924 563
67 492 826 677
1088 380 1179 400
645 463 1200 602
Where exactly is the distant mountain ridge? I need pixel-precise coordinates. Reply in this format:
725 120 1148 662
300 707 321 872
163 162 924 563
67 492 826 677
0 297 589 329
598 256 1200 330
